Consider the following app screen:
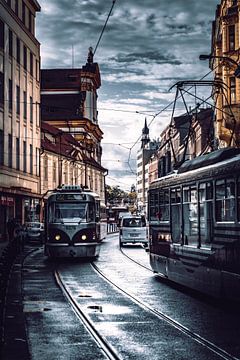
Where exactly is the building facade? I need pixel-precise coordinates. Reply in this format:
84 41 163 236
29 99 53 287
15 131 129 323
0 0 41 239
41 49 107 202
211 0 240 147
148 108 214 184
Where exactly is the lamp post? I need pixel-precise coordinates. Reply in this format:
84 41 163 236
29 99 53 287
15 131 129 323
199 54 240 78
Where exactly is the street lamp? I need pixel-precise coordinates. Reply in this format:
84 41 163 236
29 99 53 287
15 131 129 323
199 54 240 78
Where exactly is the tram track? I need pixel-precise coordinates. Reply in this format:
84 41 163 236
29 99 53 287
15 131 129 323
91 258 239 360
54 269 122 360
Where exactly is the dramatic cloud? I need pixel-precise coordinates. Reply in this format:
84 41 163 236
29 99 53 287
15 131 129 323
36 0 220 190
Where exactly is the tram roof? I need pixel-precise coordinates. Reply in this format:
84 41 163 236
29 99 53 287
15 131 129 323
149 147 240 189
178 147 240 174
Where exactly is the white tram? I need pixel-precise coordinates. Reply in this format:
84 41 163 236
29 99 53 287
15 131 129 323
44 185 105 258
148 148 240 301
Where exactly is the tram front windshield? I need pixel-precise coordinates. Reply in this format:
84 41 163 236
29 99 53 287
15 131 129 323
48 202 94 223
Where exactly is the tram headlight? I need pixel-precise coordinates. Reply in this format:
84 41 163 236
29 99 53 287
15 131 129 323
55 234 61 241
81 234 87 241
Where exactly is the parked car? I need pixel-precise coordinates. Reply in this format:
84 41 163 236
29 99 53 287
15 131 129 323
24 222 44 243
119 215 148 246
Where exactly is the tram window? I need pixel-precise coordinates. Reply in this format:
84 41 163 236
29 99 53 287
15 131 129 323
237 178 240 221
159 189 169 221
216 179 235 222
199 182 213 247
86 203 95 222
171 188 181 243
149 191 159 221
183 186 198 246
49 202 87 222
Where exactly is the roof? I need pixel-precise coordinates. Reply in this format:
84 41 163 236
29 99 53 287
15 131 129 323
29 0 41 11
41 93 85 121
178 147 240 174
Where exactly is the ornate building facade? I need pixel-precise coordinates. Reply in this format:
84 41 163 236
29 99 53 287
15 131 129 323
0 0 41 239
41 49 107 202
211 0 240 147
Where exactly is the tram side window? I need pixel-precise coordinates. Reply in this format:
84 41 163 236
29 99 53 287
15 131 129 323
159 190 170 221
86 202 95 222
183 186 198 246
171 188 181 243
149 191 159 221
237 178 240 221
199 182 213 247
216 179 235 222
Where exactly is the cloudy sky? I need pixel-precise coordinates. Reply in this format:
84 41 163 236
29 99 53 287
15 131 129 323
36 0 220 191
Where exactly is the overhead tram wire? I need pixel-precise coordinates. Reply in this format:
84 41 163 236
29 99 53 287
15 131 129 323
126 65 219 175
93 0 117 56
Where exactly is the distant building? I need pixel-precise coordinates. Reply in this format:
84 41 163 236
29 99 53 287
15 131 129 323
0 0 41 238
137 119 159 212
211 0 240 147
40 48 107 202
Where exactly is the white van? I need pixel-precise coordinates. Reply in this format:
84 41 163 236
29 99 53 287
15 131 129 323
119 215 148 246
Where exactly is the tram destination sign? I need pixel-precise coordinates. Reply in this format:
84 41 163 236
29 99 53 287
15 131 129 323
56 194 87 201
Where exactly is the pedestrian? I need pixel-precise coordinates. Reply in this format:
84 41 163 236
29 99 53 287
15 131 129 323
7 217 15 241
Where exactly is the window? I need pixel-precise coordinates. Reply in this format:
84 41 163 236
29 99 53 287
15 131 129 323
36 60 39 81
230 77 236 104
30 144 33 174
0 20 4 49
0 130 4 166
8 80 12 112
216 178 235 222
23 91 27 119
16 137 20 170
149 190 159 221
8 134 12 168
16 38 20 63
23 45 27 71
7 0 11 7
15 0 19 16
199 182 213 246
171 187 181 243
0 72 4 107
30 96 33 123
159 189 169 221
9 29 13 57
183 186 198 246
36 148 40 176
53 161 57 182
64 163 68 184
229 25 235 51
16 85 20 115
23 140 26 172
22 1 26 25
30 52 33 76
44 156 48 181
29 11 32 33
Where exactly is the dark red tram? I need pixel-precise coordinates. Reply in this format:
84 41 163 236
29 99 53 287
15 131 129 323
148 148 240 301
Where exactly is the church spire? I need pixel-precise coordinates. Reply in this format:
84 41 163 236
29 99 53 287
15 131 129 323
141 118 150 148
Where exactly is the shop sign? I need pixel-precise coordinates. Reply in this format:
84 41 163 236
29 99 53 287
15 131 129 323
0 196 15 206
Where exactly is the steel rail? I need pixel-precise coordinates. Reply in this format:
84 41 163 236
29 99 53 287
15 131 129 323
54 270 122 360
91 262 239 360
